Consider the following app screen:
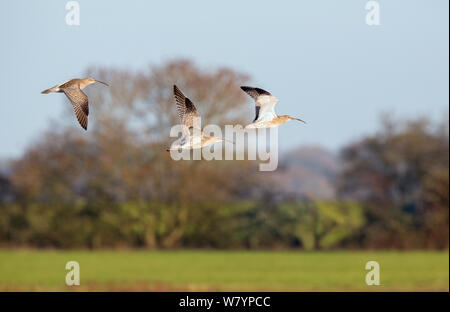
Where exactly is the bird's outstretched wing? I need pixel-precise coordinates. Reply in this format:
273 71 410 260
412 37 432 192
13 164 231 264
63 86 89 130
240 86 278 122
240 86 271 100
173 85 200 130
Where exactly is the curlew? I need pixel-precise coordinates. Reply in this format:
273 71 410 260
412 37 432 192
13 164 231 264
167 85 226 151
240 86 305 129
41 78 109 130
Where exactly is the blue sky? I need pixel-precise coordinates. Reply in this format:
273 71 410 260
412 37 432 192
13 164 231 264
0 0 448 158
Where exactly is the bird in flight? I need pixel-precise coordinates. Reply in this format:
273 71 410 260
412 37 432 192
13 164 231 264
41 78 109 130
240 86 305 129
167 85 226 151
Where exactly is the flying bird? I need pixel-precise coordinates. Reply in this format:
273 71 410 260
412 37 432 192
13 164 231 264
41 78 109 130
167 85 226 151
240 86 305 129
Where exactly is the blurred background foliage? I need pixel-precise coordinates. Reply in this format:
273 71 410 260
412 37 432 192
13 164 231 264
0 60 448 250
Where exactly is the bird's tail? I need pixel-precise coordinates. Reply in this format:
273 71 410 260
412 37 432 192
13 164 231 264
41 86 59 94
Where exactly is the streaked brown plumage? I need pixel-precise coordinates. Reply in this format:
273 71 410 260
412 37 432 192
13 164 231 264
41 78 109 130
173 85 200 132
241 86 306 129
167 85 225 151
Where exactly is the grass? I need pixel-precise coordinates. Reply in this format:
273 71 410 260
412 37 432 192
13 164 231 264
0 249 448 291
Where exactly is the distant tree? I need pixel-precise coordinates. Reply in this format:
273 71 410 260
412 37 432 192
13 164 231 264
337 116 449 248
83 59 252 141
0 174 12 204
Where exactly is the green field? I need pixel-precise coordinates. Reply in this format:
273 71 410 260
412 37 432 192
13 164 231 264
0 250 448 291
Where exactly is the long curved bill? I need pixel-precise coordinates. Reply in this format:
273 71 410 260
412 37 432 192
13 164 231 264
223 138 236 145
95 80 109 86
